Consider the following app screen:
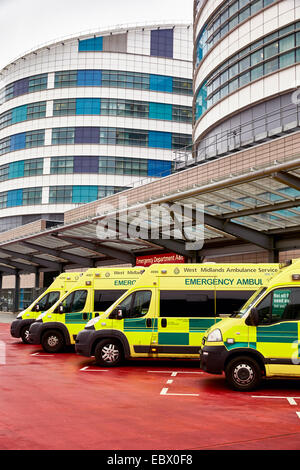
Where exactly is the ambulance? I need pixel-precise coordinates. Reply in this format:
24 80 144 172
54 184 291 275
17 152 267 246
10 272 82 343
28 267 144 353
200 259 300 391
74 263 280 366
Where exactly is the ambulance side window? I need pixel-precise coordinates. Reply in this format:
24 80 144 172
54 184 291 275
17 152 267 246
60 290 87 313
46 291 60 309
160 291 215 317
270 288 300 323
256 294 272 325
116 291 152 319
94 290 126 311
216 290 254 316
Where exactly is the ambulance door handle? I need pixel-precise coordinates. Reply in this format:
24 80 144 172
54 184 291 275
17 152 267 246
146 318 152 328
161 318 167 328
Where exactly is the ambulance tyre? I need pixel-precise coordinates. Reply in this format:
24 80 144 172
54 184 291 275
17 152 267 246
21 325 30 344
94 339 123 367
225 355 262 391
41 329 65 353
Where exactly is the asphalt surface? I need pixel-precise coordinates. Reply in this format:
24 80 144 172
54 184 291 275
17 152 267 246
1 323 300 450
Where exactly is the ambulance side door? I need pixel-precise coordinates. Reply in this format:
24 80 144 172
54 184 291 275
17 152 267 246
253 286 300 376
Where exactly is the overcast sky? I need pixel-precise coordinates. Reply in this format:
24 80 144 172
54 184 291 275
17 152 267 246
0 0 193 68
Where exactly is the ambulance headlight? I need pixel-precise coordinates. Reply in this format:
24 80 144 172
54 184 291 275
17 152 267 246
37 312 47 321
207 329 223 342
85 317 100 328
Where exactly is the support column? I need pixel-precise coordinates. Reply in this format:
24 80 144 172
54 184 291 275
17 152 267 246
268 250 279 263
13 270 20 313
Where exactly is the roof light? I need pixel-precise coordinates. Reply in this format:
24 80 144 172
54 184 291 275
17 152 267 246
292 274 300 281
85 281 92 285
161 270 167 274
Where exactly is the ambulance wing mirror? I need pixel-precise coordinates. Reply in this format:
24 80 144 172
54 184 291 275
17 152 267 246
58 304 64 314
245 307 259 327
35 304 40 312
109 308 123 320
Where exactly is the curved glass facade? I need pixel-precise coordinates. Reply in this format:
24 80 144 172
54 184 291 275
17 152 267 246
195 21 300 122
0 24 193 231
195 0 277 67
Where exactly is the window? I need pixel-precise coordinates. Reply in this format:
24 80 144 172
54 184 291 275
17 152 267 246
0 193 7 208
113 291 152 319
94 290 126 311
28 74 48 93
264 57 279 74
264 42 279 59
49 186 72 204
173 77 193 95
53 99 76 116
98 156 148 176
55 71 77 88
116 129 148 147
25 130 45 148
27 102 46 120
172 133 192 149
0 137 10 155
52 128 75 145
60 290 88 313
0 164 9 182
24 159 43 177
22 188 42 205
172 105 193 123
279 34 295 53
50 157 74 174
280 51 295 68
35 291 60 311
0 111 12 129
216 291 254 316
160 290 215 318
256 288 300 324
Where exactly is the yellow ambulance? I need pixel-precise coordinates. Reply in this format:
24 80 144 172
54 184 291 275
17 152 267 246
28 267 144 353
10 272 82 343
200 259 300 391
74 263 280 366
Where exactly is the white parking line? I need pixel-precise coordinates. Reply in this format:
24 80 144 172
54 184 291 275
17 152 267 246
147 370 203 374
160 388 199 397
80 366 109 372
31 352 55 357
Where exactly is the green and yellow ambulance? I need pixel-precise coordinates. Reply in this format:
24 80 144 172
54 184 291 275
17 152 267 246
75 262 280 366
200 259 300 391
10 272 82 343
28 267 144 353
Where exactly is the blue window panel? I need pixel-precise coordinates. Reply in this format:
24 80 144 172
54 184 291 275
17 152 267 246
8 161 24 179
10 133 26 151
149 75 173 93
148 160 172 177
148 131 172 149
78 36 103 52
76 98 101 115
149 102 172 120
72 185 98 203
77 70 102 86
11 105 27 124
13 78 29 97
74 156 99 173
150 29 173 58
74 127 100 144
7 189 23 207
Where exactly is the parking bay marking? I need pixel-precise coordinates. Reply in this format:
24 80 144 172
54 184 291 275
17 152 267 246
252 396 300 419
147 370 203 397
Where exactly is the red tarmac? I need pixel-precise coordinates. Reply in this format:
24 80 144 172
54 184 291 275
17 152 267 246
1 323 300 450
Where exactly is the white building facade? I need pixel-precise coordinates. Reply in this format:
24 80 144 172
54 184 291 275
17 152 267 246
194 0 300 161
0 23 193 232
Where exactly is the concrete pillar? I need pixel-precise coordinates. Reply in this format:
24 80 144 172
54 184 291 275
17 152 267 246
13 271 20 313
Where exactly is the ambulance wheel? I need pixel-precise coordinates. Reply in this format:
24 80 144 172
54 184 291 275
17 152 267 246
41 330 65 353
94 339 123 367
225 356 261 391
21 326 30 344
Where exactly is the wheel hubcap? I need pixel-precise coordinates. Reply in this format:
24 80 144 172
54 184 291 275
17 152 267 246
102 344 119 363
233 363 254 385
48 335 59 347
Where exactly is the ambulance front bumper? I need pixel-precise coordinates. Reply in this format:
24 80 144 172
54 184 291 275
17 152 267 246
200 345 227 375
10 318 35 338
28 321 44 344
75 328 95 357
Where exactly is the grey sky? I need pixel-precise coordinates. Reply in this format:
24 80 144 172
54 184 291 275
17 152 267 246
0 0 193 68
